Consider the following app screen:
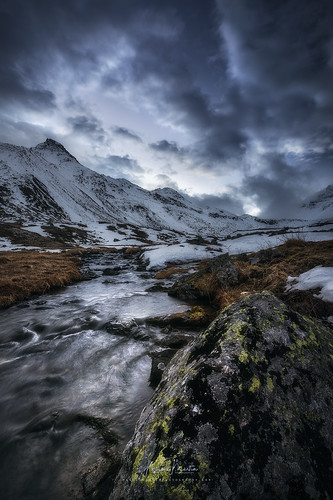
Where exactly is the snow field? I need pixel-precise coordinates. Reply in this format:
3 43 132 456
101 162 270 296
286 266 333 303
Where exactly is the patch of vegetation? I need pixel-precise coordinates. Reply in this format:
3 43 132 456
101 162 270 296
194 271 220 300
0 222 99 248
124 246 141 255
0 222 67 249
186 235 210 245
169 254 238 304
147 305 214 330
157 232 175 242
131 227 153 243
0 249 84 308
169 239 333 320
155 266 188 280
43 224 96 245
221 239 333 319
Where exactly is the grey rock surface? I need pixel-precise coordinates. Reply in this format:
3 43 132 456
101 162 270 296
168 253 238 301
111 292 333 499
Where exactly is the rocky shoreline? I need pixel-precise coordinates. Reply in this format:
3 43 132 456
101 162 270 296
106 241 333 499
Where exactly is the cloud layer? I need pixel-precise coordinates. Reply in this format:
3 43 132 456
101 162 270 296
1 0 332 216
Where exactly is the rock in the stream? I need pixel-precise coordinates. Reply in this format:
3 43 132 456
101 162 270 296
103 267 122 276
103 319 140 337
147 306 211 330
168 253 238 301
111 292 333 499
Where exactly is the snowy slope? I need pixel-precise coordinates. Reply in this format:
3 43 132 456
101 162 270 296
298 185 333 222
0 139 332 247
0 139 268 243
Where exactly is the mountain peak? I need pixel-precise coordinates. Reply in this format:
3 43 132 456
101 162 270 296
34 138 77 160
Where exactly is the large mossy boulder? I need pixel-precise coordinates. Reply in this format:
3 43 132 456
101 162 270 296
168 253 238 301
111 292 333 499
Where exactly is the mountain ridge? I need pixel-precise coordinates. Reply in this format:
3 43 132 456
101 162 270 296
0 139 332 248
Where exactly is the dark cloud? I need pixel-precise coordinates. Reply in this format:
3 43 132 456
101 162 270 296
240 152 316 218
155 174 179 191
0 0 154 108
0 70 56 111
194 193 244 215
68 115 106 143
113 127 142 142
149 140 183 155
217 0 333 89
1 0 333 216
242 176 302 220
106 154 144 176
170 89 213 131
90 153 145 184
0 117 54 147
216 1 333 138
101 74 122 92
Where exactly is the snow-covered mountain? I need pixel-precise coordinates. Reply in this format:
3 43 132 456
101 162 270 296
0 139 331 248
299 185 333 221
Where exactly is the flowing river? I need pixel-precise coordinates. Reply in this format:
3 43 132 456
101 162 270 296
0 251 192 499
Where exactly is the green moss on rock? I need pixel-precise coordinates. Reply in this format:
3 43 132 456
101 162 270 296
111 292 333 499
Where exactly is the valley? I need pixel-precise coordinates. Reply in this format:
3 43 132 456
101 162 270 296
0 139 332 499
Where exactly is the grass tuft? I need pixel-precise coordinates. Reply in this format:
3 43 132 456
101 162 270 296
217 240 333 318
155 267 188 280
183 240 333 319
0 250 84 308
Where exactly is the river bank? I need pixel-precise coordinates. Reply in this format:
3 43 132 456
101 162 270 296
1 239 333 318
0 247 141 309
0 249 85 309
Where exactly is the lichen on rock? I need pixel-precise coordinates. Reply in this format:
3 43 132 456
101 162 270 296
111 292 333 499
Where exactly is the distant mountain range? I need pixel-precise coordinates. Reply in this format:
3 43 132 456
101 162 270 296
0 139 332 247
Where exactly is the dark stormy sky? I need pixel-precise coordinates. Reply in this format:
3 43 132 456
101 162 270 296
1 0 333 217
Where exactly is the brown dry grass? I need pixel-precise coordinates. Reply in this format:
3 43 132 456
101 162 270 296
154 267 188 280
216 239 333 318
195 271 219 301
0 250 84 308
124 246 142 255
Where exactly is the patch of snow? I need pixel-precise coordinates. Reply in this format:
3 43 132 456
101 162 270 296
223 231 333 256
0 236 61 253
0 241 42 251
23 224 49 237
286 266 333 303
298 231 333 243
0 237 14 250
223 234 282 254
0 237 40 251
142 244 221 269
